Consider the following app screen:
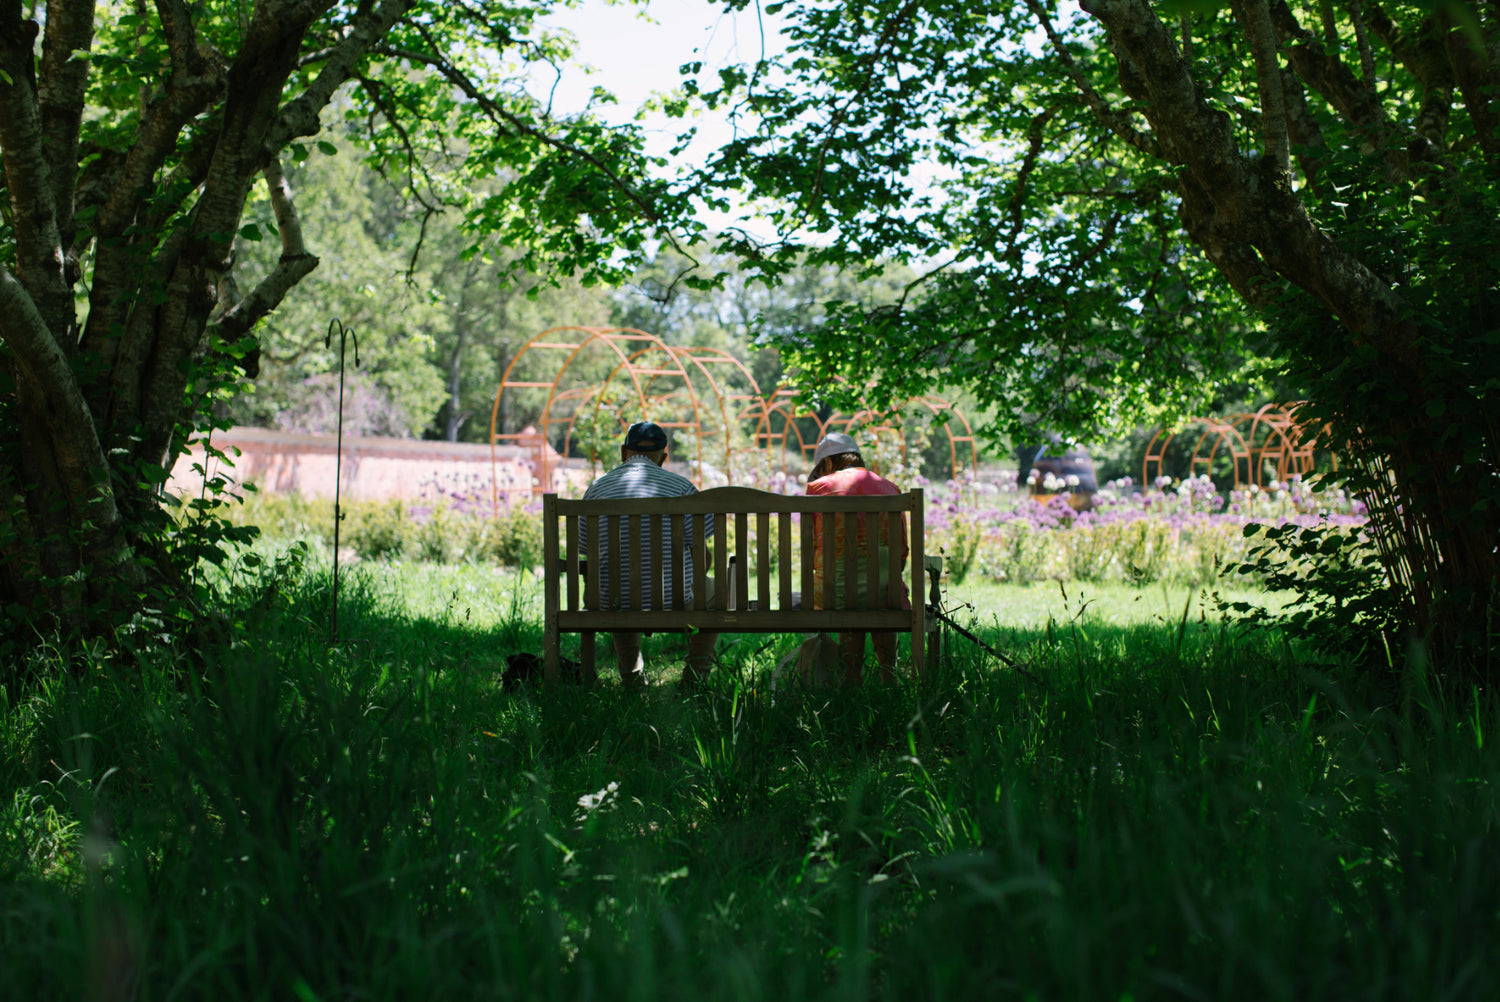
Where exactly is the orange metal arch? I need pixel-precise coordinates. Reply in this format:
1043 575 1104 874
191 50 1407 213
1142 403 1331 490
491 327 698 510
491 328 773 507
492 333 986 506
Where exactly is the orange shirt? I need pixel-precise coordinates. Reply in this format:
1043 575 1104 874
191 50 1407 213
806 468 910 610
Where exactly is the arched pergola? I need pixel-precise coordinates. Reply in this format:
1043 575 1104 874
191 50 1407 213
745 388 982 480
490 328 761 508
491 327 985 506
1142 403 1329 489
816 396 981 477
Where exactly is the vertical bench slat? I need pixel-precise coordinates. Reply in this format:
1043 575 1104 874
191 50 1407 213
757 511 771 612
650 514 665 611
843 512 859 610
778 512 793 610
714 509 729 610
629 514 642 610
672 514 686 609
544 495 560 682
887 511 902 610
693 513 707 611
910 490 925 677
588 513 604 611
735 512 750 612
822 512 837 610
866 512 881 609
566 513 580 611
800 511 815 610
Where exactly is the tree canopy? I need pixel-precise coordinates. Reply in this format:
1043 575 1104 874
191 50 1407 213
0 0 699 643
679 0 1499 669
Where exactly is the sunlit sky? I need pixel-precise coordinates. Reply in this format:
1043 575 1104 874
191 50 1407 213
535 0 785 158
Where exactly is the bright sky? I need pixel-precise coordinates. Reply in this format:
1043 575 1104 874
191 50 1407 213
535 0 785 159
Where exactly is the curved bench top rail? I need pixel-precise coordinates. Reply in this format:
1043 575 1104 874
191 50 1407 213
549 486 921 516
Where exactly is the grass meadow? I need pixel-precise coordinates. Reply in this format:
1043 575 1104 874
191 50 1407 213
2 555 1497 1000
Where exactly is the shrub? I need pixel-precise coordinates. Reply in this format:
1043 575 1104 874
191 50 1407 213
345 500 408 560
1225 522 1405 663
473 505 545 570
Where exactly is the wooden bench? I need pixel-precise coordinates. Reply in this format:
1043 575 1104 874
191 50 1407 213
541 486 927 683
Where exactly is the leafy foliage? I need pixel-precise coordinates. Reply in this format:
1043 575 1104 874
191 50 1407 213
683 0 1271 440
0 0 701 659
1227 522 1407 665
683 0 1500 675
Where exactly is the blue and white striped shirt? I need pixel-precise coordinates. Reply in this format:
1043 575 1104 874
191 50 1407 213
578 456 716 609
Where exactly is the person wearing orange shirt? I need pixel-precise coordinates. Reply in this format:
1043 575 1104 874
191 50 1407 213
804 433 910 684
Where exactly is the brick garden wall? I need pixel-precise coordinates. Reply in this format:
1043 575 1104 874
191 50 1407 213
167 426 586 504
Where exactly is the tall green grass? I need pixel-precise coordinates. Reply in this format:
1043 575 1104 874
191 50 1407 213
2 561 1496 1000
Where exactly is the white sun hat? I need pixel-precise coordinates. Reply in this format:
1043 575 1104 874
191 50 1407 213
811 433 860 468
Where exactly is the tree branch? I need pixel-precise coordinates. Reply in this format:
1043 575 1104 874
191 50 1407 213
1232 0 1291 172
1079 0 1418 360
265 0 419 153
0 266 130 579
1280 63 1327 188
1023 0 1162 159
1000 108 1056 265
1268 0 1395 174
93 5 226 241
132 0 337 463
0 4 70 332
38 0 95 258
353 72 448 205
372 38 674 236
216 158 320 345
1440 4 1499 167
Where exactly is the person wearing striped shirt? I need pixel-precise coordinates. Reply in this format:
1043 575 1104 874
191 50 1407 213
578 421 717 688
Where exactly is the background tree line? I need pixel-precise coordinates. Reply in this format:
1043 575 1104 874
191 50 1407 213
227 133 928 447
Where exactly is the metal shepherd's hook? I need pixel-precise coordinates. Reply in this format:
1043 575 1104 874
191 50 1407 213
327 318 360 638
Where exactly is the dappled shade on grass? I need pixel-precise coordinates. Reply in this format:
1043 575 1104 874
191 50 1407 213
2 562 1496 1000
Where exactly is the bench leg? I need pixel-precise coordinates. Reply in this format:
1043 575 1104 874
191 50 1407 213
581 631 598 684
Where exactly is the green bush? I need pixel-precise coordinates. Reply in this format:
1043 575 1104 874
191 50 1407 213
980 522 1062 584
214 490 550 569
1226 522 1402 663
412 503 464 564
345 499 408 560
933 516 983 586
476 505 545 570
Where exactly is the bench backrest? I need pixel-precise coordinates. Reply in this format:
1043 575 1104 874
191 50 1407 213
542 486 925 637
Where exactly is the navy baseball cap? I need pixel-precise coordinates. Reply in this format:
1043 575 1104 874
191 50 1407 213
624 421 669 451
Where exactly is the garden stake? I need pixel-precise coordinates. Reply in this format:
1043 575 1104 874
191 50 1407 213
927 602 1050 690
327 318 360 638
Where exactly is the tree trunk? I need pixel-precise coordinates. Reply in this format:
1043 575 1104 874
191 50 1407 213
1079 0 1498 673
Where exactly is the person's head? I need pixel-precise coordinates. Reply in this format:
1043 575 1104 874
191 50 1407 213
621 421 669 466
808 433 864 481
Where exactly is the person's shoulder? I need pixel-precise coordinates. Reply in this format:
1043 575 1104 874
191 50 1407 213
581 464 622 496
822 471 900 498
655 467 698 494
